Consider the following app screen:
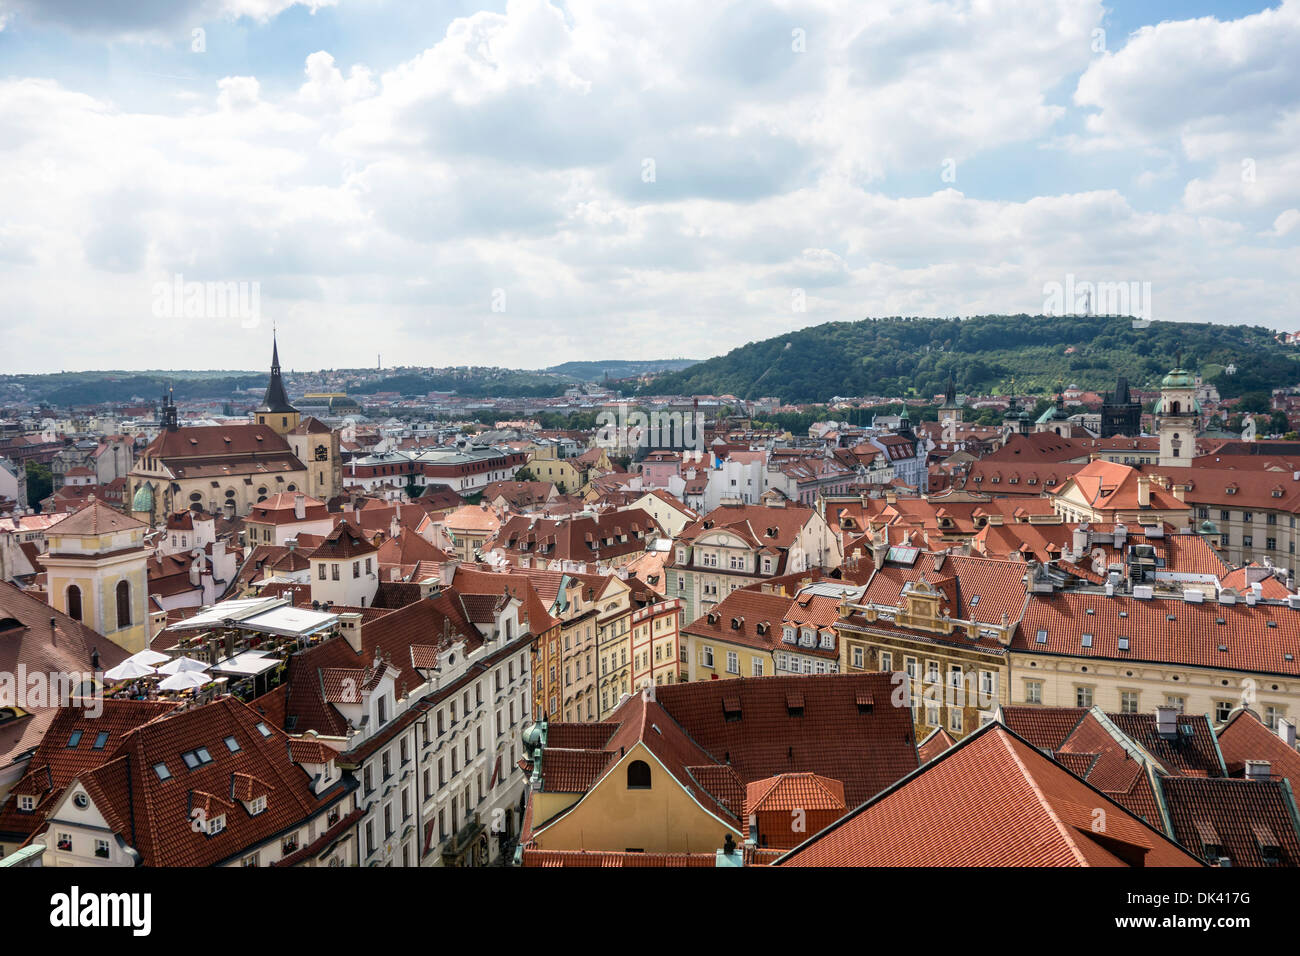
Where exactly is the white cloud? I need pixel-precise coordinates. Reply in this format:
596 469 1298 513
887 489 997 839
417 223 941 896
0 0 1297 373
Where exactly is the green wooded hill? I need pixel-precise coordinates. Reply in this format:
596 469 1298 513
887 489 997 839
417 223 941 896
636 315 1299 404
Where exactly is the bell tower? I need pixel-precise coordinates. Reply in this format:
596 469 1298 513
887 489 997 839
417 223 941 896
1156 364 1198 467
255 332 300 436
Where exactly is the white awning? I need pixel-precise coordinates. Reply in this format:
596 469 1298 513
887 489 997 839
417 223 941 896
165 596 338 638
210 651 280 677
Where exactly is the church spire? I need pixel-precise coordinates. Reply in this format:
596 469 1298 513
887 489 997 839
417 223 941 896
257 331 297 416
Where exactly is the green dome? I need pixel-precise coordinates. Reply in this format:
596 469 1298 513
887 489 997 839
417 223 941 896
1161 367 1196 388
1199 518 1218 534
131 483 154 512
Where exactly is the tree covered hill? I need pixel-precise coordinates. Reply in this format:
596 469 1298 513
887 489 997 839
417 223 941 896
635 315 1299 404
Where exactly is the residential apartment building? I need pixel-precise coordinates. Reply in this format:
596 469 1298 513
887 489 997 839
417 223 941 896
668 501 841 625
1008 589 1300 729
835 552 1027 740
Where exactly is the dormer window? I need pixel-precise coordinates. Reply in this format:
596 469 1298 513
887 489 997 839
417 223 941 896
17 795 34 812
206 814 226 835
782 626 796 644
249 795 267 816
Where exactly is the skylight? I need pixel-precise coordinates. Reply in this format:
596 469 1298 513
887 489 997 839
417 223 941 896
1036 629 1048 644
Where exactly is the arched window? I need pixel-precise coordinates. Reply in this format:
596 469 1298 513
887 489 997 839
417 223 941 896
66 585 82 622
626 759 651 790
1171 401 1181 415
116 581 131 629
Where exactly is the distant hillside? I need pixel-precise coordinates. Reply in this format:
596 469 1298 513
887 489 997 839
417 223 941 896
636 315 1299 404
352 368 567 398
541 358 699 381
0 371 265 407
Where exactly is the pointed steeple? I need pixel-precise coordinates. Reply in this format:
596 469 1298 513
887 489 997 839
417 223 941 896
257 332 297 415
943 372 956 408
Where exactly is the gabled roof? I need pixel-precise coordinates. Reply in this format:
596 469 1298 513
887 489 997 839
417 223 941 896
73 696 348 867
775 723 1203 867
1217 709 1300 792
1160 776 1300 867
652 674 919 807
281 595 478 736
308 520 376 560
0 700 178 840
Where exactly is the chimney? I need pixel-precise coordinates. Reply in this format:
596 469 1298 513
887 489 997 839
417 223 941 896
338 611 364 653
1278 718 1297 750
1112 521 1127 549
440 558 460 588
1072 524 1088 556
50 616 57 647
1245 760 1272 782
294 494 306 520
1155 706 1178 738
189 557 201 587
1137 476 1151 508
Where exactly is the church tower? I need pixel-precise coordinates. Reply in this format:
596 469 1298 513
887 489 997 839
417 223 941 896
256 333 300 436
43 499 150 654
939 372 963 425
1156 365 1199 467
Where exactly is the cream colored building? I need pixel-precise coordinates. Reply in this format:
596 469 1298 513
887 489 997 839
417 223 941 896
1010 589 1300 730
42 500 150 654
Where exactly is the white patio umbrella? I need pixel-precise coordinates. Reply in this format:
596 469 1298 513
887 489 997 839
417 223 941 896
103 659 157 681
157 656 210 675
127 649 170 667
157 671 212 692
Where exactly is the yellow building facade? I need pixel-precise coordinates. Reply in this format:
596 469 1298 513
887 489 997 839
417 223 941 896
42 500 150 654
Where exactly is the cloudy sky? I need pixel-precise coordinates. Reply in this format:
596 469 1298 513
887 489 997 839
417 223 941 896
1 0 1297 373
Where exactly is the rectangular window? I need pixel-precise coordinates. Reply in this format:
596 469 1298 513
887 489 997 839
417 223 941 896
1120 690 1139 714
726 651 739 675
1025 680 1042 704
1076 686 1093 708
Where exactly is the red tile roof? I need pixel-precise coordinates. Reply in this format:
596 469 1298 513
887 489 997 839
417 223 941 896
652 673 919 807
1216 709 1300 791
776 724 1203 867
1014 592 1300 677
1160 776 1300 867
71 696 351 867
0 700 178 841
308 519 377 560
50 498 146 536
